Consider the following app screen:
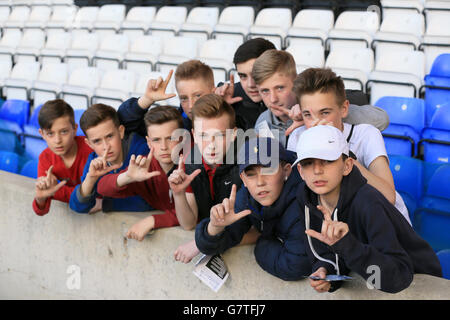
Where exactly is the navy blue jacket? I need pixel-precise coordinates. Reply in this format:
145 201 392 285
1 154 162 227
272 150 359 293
195 168 311 281
296 166 442 293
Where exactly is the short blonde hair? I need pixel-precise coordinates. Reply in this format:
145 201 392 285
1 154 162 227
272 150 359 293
175 59 214 88
192 94 235 129
251 49 297 85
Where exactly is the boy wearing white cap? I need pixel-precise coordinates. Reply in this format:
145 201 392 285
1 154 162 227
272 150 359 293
294 125 442 294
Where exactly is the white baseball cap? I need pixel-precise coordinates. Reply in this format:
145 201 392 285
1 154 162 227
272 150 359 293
293 125 349 166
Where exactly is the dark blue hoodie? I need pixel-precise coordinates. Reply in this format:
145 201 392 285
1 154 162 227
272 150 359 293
295 166 442 293
195 168 311 281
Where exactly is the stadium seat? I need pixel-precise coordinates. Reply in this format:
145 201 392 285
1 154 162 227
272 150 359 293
0 29 22 65
381 0 424 15
372 11 424 56
0 99 30 132
198 39 240 84
123 35 163 74
3 62 41 101
0 150 19 173
61 67 103 110
414 164 450 251
423 53 450 126
20 158 38 178
23 5 52 30
286 43 325 73
92 69 135 109
14 29 46 64
325 47 374 91
23 104 46 160
388 154 423 219
120 6 156 42
32 62 69 108
92 4 126 36
45 6 77 36
420 10 450 73
179 7 219 47
212 6 254 44
156 36 199 75
148 6 188 38
285 9 334 48
420 105 450 164
0 6 10 28
64 32 100 69
437 249 450 280
74 108 84 136
0 59 12 88
70 6 99 35
2 6 30 30
375 96 425 157
367 50 425 104
326 11 379 50
93 33 129 70
39 32 72 65
247 8 292 49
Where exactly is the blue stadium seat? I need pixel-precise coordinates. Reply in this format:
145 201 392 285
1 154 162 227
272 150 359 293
0 150 19 173
23 124 47 160
375 96 425 157
0 99 30 130
74 109 85 136
420 104 450 164
424 53 450 126
388 155 422 220
27 104 43 129
20 159 38 179
413 164 450 251
437 249 450 280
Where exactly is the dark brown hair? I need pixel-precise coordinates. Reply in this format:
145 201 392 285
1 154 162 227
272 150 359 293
144 105 184 129
38 99 75 130
192 94 235 129
175 59 214 88
79 103 120 137
293 68 347 108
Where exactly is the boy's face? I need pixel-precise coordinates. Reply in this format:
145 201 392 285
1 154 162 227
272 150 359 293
300 91 349 131
236 58 262 103
146 120 181 166
297 157 353 197
192 113 236 166
176 78 215 120
39 116 77 157
85 119 125 165
240 163 292 207
257 72 297 119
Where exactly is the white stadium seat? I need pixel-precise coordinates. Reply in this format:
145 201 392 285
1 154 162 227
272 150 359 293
286 9 334 48
0 59 12 87
32 62 69 107
61 67 103 110
179 7 219 47
39 32 72 65
70 6 99 35
65 32 99 69
381 0 424 15
92 69 136 109
0 6 11 28
45 6 77 35
3 61 40 100
3 6 30 29
286 43 325 73
156 36 198 75
248 8 292 49
14 29 46 64
367 50 425 104
326 47 374 91
0 29 22 64
93 33 129 71
124 35 163 74
327 11 380 50
24 5 52 30
120 6 156 42
148 6 187 38
92 4 126 36
212 6 254 44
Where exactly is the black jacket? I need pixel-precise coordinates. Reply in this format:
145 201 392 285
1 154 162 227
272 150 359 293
184 143 242 222
195 168 311 281
296 166 442 293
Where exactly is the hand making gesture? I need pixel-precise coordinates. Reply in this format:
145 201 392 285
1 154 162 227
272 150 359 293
214 73 243 105
86 145 122 180
207 184 252 236
305 205 349 246
270 104 305 136
168 155 201 194
138 69 177 109
121 149 161 185
35 165 67 203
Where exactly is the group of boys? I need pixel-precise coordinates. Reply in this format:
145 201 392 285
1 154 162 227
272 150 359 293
33 38 442 294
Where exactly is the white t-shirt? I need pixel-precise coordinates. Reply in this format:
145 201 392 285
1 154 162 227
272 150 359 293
288 123 411 225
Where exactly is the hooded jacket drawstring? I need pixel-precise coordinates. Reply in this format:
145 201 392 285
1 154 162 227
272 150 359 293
305 205 340 275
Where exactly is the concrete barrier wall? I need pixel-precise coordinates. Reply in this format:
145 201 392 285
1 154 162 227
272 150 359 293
0 170 449 300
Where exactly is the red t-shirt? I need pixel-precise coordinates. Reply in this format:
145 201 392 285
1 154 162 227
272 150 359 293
33 136 93 216
96 157 178 229
186 158 220 201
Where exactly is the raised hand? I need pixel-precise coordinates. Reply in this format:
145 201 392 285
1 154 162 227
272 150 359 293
87 145 122 180
124 149 161 183
209 184 252 230
138 69 177 108
168 155 201 194
270 104 305 136
305 205 349 246
214 73 243 105
35 165 67 201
